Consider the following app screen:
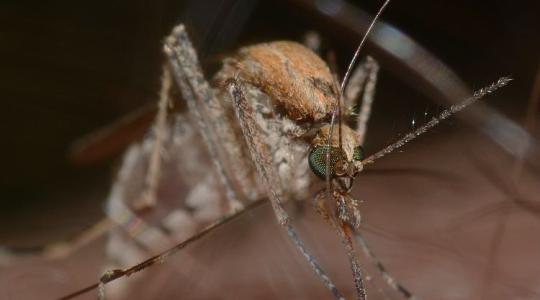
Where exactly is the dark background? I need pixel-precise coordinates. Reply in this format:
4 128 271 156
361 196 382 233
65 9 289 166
0 0 538 267
1 1 540 299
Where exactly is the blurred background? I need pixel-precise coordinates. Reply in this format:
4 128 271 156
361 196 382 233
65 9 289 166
1 0 539 299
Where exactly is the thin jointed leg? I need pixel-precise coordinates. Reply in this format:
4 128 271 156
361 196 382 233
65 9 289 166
345 56 417 299
164 25 244 210
344 56 379 146
134 67 173 209
313 190 367 300
228 79 346 300
355 231 418 300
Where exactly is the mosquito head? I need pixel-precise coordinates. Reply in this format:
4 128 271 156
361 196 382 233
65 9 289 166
308 124 364 180
308 0 390 186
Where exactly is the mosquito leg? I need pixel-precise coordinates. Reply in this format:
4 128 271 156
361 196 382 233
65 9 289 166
101 102 251 297
354 57 379 146
133 67 173 209
228 80 346 300
57 198 267 300
354 231 418 300
343 58 368 108
314 190 368 300
343 56 379 146
316 187 416 300
100 111 219 298
336 191 417 299
99 139 178 300
7 71 176 260
1 71 176 259
164 24 245 211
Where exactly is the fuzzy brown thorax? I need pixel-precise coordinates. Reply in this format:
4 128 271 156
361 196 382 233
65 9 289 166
218 41 338 121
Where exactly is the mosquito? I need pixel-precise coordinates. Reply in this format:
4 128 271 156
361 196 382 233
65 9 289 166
57 1 511 299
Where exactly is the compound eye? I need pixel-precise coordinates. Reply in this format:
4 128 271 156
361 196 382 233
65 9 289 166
353 146 365 161
308 146 346 179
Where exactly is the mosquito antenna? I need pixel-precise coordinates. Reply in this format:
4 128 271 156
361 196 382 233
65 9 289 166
325 51 344 198
327 51 344 149
56 199 266 300
362 76 512 165
326 103 338 198
340 0 391 95
325 73 344 202
326 0 392 191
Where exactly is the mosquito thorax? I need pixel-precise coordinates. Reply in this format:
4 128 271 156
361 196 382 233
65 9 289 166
308 124 364 179
215 41 338 122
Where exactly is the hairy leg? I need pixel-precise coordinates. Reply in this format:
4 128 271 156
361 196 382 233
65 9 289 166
313 190 367 300
100 114 217 300
343 56 379 145
340 191 418 300
133 67 173 209
341 56 418 299
164 24 246 210
354 232 418 300
228 79 346 300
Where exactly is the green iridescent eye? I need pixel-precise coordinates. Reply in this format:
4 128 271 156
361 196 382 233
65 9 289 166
353 146 365 161
308 146 346 179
